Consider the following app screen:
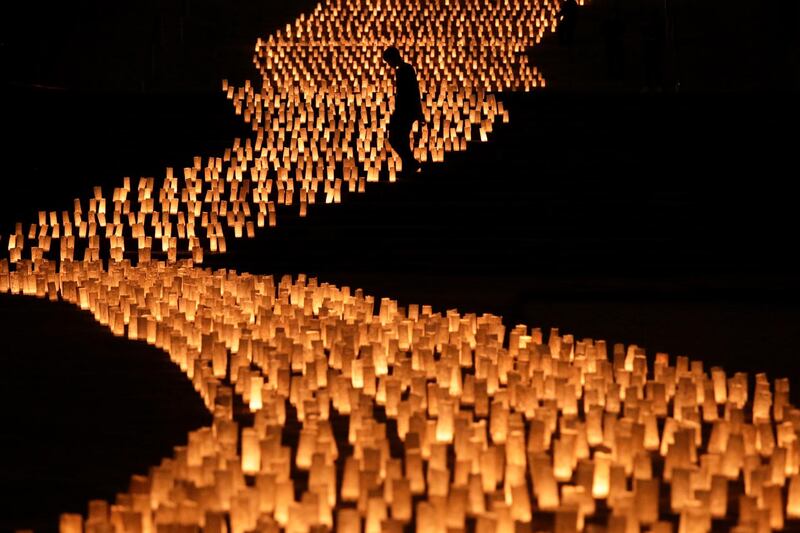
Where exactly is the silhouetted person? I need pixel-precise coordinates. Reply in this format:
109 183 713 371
558 0 579 47
383 46 424 175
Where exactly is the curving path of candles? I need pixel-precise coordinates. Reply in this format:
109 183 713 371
4 0 557 266
4 1 800 532
6 257 800 533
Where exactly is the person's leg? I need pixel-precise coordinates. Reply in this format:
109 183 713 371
389 119 418 173
399 120 420 172
388 120 403 161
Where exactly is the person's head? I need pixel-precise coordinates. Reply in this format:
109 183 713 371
382 46 402 68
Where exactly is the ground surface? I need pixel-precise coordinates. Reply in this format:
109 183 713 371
0 294 212 533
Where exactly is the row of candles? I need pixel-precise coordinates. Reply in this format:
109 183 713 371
4 0 555 268
2 257 799 532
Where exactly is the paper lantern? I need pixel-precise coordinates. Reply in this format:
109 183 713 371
242 428 261 474
249 376 264 411
555 507 578 533
634 478 659 524
59 514 83 533
592 452 611 499
365 497 386 533
337 509 361 533
554 434 576 481
391 479 412 522
341 457 359 502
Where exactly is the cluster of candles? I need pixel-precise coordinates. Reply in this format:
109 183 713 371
230 0 557 178
4 0 558 267
2 257 799 532
10 2 795 532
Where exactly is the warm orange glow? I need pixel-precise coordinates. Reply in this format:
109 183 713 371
2 2 796 533
5 0 558 270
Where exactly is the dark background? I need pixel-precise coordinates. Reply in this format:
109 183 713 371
1 0 799 530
